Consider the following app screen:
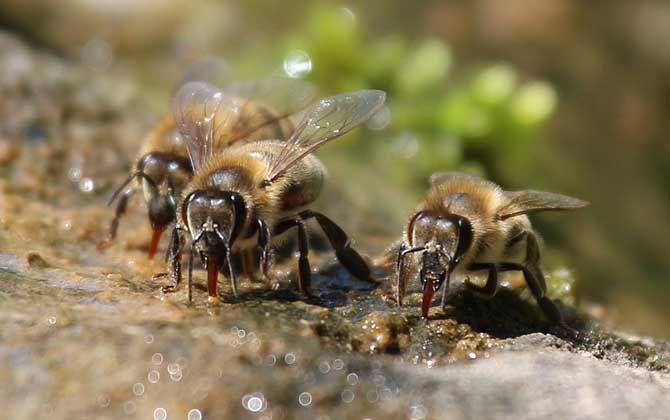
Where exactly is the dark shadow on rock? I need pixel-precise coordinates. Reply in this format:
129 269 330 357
436 286 583 341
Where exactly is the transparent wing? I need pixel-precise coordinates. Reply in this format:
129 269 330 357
265 89 386 183
171 81 242 170
429 171 487 187
221 76 317 144
171 56 232 95
498 190 590 219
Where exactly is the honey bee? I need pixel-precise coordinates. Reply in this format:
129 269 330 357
395 171 589 326
99 63 316 259
163 82 386 302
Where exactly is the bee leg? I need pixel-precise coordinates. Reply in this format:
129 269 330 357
497 262 566 328
97 187 136 250
438 271 449 310
464 263 498 297
257 219 279 290
295 220 314 297
396 243 406 307
161 226 184 296
273 218 315 297
299 210 377 285
241 249 260 282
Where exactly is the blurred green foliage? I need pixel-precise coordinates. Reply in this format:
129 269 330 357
246 6 559 189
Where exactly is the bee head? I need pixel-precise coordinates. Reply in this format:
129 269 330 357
181 189 247 256
137 152 192 232
407 211 473 317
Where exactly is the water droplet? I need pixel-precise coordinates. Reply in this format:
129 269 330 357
152 353 164 365
341 389 355 403
264 354 277 366
237 329 246 339
170 371 183 382
284 352 296 365
79 177 96 193
366 390 379 403
341 7 356 21
318 361 331 374
148 370 160 383
380 387 393 401
187 409 202 420
47 316 57 325
366 105 391 130
167 363 180 375
68 167 82 182
144 334 154 344
132 382 145 396
81 38 114 72
123 401 136 415
410 404 427 420
298 392 312 407
247 395 264 413
283 50 312 78
392 133 419 159
468 352 477 360
346 373 359 386
332 359 344 370
154 407 168 420
97 394 110 408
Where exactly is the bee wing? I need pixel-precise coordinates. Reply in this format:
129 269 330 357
264 89 386 183
498 190 590 219
221 76 318 144
171 81 241 170
172 56 232 95
429 171 488 187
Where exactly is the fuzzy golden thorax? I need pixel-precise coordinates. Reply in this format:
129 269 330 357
406 177 507 266
179 152 268 240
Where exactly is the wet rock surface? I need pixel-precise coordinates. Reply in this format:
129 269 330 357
1 31 669 419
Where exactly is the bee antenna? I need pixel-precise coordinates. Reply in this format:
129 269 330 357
213 226 229 247
108 172 159 206
107 173 137 206
400 246 426 257
225 249 237 298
